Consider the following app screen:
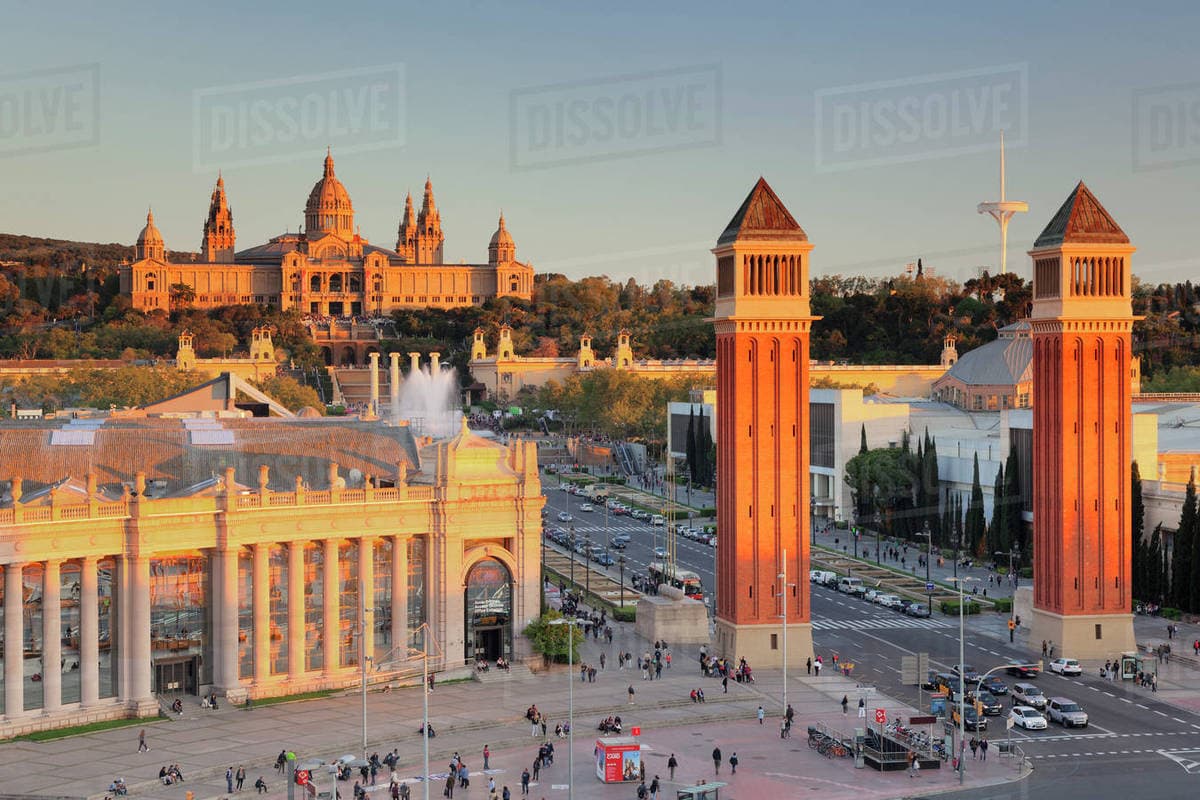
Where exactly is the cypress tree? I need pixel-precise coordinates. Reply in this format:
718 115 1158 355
992 462 1008 557
925 432 941 546
966 453 986 556
699 409 714 487
1131 461 1146 601
685 407 697 484
1171 476 1196 610
1147 524 1163 603
860 424 868 454
1003 448 1022 563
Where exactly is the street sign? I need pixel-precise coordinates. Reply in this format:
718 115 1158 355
874 708 886 724
900 655 917 684
925 582 935 592
295 771 310 786
631 726 641 736
1006 716 1015 729
909 715 936 725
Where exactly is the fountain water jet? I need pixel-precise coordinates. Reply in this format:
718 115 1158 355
396 352 462 439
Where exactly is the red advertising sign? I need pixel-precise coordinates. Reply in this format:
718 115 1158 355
631 726 641 737
295 770 310 786
874 708 886 724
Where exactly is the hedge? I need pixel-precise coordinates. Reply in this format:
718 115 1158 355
940 600 982 615
1019 567 1033 579
992 597 1013 613
598 476 628 485
1162 606 1183 620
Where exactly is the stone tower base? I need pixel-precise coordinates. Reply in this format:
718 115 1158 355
1030 607 1136 662
634 593 711 645
714 618 813 669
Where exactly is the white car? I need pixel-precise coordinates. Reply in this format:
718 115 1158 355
579 503 594 512
1009 706 1047 730
653 546 668 558
863 589 881 603
874 594 900 608
1048 658 1082 676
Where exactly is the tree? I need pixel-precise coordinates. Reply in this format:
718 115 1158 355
923 432 941 546
169 282 196 310
965 453 986 558
991 461 1008 558
1171 475 1196 610
523 610 583 665
698 408 714 487
250 375 324 414
860 424 868 455
1003 448 1023 563
845 447 917 538
685 407 697 484
1131 461 1146 600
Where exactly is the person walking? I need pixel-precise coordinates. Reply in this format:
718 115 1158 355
137 729 149 753
1041 640 1048 658
236 765 246 791
600 652 606 669
908 751 920 778
226 767 235 793
443 774 454 799
722 675 728 693
814 659 822 677
806 657 812 676
483 745 490 770
712 746 722 775
841 695 849 714
649 775 661 800
757 706 765 724
728 753 738 775
667 754 678 781
969 737 979 760
979 737 989 761
628 685 636 704
520 768 530 796
858 698 866 719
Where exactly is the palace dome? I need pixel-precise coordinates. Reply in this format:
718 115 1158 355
304 150 354 238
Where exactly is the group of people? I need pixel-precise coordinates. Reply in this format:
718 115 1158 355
473 656 510 673
700 653 753 684
596 715 623 733
157 765 185 786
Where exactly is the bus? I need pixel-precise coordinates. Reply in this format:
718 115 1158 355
647 562 704 601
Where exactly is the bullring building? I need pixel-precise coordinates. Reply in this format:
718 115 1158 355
0 415 541 736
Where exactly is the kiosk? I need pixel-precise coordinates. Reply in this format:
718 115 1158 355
595 737 642 783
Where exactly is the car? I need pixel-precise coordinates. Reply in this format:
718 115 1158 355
654 547 668 558
612 533 631 545
934 673 962 696
1006 662 1040 678
951 705 987 731
906 603 931 618
863 589 881 603
609 539 626 550
896 598 914 613
1011 682 1047 710
971 690 1003 716
579 503 594 512
1048 658 1082 676
557 512 574 522
594 553 615 567
979 676 1008 696
952 664 981 685
1046 697 1088 728
921 669 941 690
650 515 665 526
1009 706 1048 730
838 577 865 595
708 537 718 548
873 593 895 606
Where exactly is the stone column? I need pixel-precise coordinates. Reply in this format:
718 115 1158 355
389 352 402 424
41 560 62 713
80 557 99 707
214 547 241 698
323 539 339 673
287 542 305 680
253 543 270 683
123 555 153 712
392 536 407 650
4 563 24 716
358 538 375 664
369 352 380 417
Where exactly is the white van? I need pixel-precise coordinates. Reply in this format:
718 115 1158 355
810 570 837 585
650 514 665 526
837 576 865 595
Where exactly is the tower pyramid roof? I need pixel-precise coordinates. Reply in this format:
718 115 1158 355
1033 181 1129 248
717 177 807 245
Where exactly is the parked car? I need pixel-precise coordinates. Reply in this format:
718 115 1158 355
1047 697 1088 728
972 690 1003 716
863 589 881 603
979 676 1008 696
1009 706 1048 730
1048 658 1082 676
594 553 615 567
934 673 962 696
811 570 836 585
906 603 931 618
650 515 665 526
874 593 899 607
1011 682 1047 710
951 705 987 731
896 598 914 613
838 577 865 595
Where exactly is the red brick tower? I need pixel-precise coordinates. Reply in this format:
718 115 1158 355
1029 181 1137 658
713 178 815 666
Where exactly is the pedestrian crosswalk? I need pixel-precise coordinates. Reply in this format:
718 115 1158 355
812 616 951 631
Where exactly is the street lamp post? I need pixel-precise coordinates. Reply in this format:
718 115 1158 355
921 524 933 610
949 576 977 784
585 532 592 598
548 618 580 800
618 555 627 608
569 524 576 589
778 549 796 712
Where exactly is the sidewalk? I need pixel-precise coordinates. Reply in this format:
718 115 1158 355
0 611 1022 800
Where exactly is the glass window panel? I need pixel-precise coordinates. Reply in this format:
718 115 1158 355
339 542 358 669
98 558 116 699
237 548 253 680
150 554 212 689
373 539 392 663
407 537 426 647
24 563 44 711
304 544 323 672
269 545 288 675
60 561 82 705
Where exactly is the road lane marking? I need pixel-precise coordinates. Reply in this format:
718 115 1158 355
1175 718 1188 723
1156 710 1170 717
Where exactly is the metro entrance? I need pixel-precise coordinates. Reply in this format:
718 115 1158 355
154 657 198 695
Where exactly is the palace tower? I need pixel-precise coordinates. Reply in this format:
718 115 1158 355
713 178 815 665
1029 181 1137 658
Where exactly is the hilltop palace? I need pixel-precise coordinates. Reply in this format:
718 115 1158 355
119 151 534 314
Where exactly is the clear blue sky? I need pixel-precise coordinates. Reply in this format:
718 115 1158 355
3 0 1198 288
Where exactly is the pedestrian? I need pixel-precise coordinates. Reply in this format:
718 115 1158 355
908 751 920 778
667 754 677 781
1152 673 1158 693
722 675 728 693
712 747 722 775
227 767 235 793
444 774 454 798
728 753 738 775
237 765 246 791
628 685 636 704
600 653 606 669
806 657 812 676
483 745 490 770
138 729 149 753
814 659 822 677
1041 639 1048 658
428 673 435 693
757 705 765 725
969 738 978 759
487 777 496 796
858 698 866 719
841 695 848 714
649 776 661 800
979 737 989 761
520 769 530 796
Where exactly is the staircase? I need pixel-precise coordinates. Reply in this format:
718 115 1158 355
614 442 637 476
333 367 393 411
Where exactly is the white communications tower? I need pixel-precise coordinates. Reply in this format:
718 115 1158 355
977 132 1028 275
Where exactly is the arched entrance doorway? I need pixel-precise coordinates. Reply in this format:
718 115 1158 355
340 346 357 366
464 558 512 662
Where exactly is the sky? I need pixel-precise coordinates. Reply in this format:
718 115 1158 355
2 0 1198 289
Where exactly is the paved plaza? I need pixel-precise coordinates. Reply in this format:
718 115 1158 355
0 615 1022 800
